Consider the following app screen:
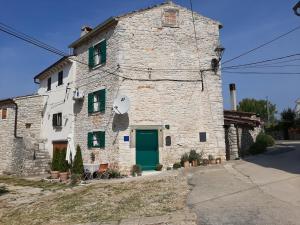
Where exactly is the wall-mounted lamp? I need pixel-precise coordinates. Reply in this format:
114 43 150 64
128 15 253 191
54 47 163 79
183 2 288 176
211 45 225 73
293 1 300 16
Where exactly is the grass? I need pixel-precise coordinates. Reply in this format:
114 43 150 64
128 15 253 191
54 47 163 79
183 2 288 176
0 175 188 225
0 176 66 191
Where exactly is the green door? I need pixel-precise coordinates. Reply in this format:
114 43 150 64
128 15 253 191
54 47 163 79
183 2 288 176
136 130 159 171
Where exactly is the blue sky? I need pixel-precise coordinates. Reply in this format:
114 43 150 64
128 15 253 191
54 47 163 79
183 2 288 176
0 0 299 114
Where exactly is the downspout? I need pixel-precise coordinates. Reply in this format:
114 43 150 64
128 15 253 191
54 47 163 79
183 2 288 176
12 101 19 138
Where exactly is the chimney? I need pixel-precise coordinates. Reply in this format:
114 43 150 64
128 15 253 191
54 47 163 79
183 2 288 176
81 26 93 37
229 83 237 111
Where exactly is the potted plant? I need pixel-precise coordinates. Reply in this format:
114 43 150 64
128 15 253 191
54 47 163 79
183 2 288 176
208 154 215 164
59 149 70 182
202 158 209 166
173 162 181 170
216 157 222 164
181 153 190 168
71 145 84 180
131 164 142 177
189 149 199 167
50 148 60 179
90 152 95 163
155 164 163 171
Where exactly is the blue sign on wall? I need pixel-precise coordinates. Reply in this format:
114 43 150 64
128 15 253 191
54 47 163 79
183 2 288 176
124 136 129 142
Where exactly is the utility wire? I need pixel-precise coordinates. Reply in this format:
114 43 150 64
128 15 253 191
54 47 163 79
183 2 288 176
222 71 300 75
222 25 300 65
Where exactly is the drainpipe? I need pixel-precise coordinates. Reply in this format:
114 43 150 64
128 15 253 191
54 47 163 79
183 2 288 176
229 83 237 111
12 101 19 138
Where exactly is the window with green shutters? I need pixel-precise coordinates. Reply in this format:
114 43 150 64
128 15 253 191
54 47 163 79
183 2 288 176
88 39 107 68
88 89 106 113
87 131 105 149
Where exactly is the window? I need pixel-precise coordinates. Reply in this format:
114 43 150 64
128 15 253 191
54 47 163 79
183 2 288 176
88 89 106 113
162 9 179 27
52 113 62 127
58 71 63 86
87 131 105 148
88 39 107 68
1 108 7 119
199 132 207 142
47 77 51 91
166 136 171 146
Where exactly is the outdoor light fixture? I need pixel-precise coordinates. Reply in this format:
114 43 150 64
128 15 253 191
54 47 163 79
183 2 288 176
293 1 300 16
211 45 225 73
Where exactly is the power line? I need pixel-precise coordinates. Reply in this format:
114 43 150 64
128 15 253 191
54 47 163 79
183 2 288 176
222 70 300 75
222 25 300 65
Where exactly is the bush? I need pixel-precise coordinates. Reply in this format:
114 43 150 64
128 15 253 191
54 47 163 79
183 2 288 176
106 168 121 178
180 153 189 166
155 164 163 171
51 148 60 171
173 162 181 169
189 149 199 162
70 174 82 186
59 149 69 172
249 141 267 155
131 164 142 176
256 133 275 147
72 145 84 175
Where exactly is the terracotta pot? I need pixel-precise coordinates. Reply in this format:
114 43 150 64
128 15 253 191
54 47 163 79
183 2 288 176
60 172 69 181
216 158 222 164
192 160 198 167
184 161 190 168
209 160 216 165
50 171 59 179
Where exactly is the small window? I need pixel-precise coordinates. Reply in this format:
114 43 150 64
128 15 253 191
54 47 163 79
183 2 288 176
47 77 51 91
1 108 7 119
88 131 105 148
88 89 106 113
52 113 62 127
88 40 107 68
162 9 179 27
58 71 63 86
199 132 207 142
166 136 171 146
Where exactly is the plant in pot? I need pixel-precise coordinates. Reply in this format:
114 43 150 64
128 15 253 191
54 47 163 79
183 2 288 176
59 148 70 182
71 145 84 183
173 162 181 169
208 154 215 164
155 164 163 171
180 153 190 168
131 164 142 177
90 152 95 163
50 148 60 179
189 149 199 167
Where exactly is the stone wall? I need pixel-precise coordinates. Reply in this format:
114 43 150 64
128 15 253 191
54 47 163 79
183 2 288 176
73 2 225 173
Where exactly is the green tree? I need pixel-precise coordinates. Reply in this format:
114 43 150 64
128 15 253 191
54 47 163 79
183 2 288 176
237 98 277 125
51 149 60 171
280 108 296 140
72 145 84 175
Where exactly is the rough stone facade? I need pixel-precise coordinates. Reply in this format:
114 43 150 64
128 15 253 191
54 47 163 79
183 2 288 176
0 95 50 175
72 2 225 173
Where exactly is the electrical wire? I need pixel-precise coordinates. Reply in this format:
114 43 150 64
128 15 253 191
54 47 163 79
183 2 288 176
222 25 300 65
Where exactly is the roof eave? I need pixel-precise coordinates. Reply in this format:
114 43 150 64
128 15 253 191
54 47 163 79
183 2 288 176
68 17 118 49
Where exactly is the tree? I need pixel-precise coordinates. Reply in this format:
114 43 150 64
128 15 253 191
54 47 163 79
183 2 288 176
237 98 277 125
72 145 84 175
280 108 296 140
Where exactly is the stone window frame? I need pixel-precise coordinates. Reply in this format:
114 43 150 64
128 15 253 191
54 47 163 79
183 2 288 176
1 108 7 120
162 8 180 28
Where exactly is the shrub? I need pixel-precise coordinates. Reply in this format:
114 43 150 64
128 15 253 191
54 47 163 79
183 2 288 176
131 164 142 176
70 174 82 186
59 149 69 172
256 133 275 147
180 153 189 166
155 164 163 171
173 162 181 169
72 145 84 175
249 141 267 155
51 148 60 171
106 168 121 178
189 149 199 162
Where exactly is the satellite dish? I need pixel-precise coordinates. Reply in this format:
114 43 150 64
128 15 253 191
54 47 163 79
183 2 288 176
113 95 130 114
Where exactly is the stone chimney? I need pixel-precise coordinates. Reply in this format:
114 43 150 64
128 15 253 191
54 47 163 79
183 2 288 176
229 83 237 111
81 26 93 37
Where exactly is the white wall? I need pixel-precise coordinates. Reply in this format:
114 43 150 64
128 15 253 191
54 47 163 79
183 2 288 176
38 61 76 156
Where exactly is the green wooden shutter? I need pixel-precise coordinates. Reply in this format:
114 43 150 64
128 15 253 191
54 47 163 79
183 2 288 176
100 40 106 64
99 131 105 148
88 93 94 113
87 132 93 148
88 47 95 68
99 89 106 112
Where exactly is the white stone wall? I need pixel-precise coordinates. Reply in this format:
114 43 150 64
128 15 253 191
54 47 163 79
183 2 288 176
73 2 225 172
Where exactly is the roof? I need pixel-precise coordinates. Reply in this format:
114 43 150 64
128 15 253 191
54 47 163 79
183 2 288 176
0 94 39 106
224 110 261 127
0 98 14 106
68 1 222 48
34 56 71 82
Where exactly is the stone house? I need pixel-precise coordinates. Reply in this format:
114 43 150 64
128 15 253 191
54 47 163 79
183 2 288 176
70 1 225 172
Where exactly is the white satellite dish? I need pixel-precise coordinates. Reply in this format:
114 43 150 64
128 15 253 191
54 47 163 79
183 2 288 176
113 95 130 114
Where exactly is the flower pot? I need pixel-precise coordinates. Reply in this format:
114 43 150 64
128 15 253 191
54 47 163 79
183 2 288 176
216 158 222 164
50 171 59 179
192 160 198 167
209 160 216 165
184 161 190 168
60 172 69 181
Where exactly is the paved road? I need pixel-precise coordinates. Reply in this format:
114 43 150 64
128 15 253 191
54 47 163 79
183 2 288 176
187 141 300 225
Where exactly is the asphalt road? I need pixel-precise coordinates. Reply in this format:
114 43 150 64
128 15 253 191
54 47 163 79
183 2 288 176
187 141 300 225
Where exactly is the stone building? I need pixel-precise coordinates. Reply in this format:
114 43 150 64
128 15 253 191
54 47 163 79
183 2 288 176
70 1 225 172
0 95 50 175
